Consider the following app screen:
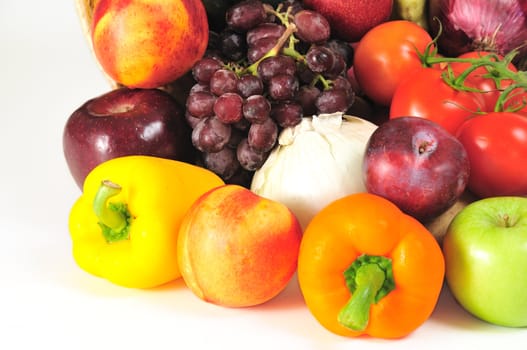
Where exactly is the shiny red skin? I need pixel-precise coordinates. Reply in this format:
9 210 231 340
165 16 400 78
353 20 433 106
456 112 527 198
302 0 393 42
390 67 487 135
63 88 194 188
363 117 470 222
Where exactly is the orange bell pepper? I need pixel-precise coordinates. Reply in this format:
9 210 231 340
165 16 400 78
297 192 445 339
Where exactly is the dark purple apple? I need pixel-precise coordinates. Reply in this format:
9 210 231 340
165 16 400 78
362 116 470 222
63 87 194 189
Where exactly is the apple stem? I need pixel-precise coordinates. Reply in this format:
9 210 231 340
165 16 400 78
338 255 395 331
501 213 514 227
92 180 131 243
418 141 432 154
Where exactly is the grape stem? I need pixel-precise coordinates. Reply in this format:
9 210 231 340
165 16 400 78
310 74 332 90
241 3 342 92
244 22 298 76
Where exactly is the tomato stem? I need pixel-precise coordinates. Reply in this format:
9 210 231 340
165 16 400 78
421 48 527 112
419 23 526 112
338 255 395 331
93 180 131 243
494 82 527 112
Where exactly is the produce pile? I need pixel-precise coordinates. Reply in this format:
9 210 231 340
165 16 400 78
66 0 527 339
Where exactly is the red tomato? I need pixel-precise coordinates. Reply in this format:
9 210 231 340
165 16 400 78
450 51 518 112
353 20 433 106
456 112 527 198
390 67 486 135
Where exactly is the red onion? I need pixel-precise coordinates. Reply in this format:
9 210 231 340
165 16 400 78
429 0 527 66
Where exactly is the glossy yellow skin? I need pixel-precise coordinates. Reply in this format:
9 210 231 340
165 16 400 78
68 155 224 288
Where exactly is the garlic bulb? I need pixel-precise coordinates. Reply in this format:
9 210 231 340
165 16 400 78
251 113 378 230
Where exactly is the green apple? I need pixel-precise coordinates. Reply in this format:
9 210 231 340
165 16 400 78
443 196 527 327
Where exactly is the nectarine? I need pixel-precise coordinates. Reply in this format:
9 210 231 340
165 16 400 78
178 185 302 308
91 0 208 89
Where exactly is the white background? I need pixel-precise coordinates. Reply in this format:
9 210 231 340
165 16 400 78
1 1 526 349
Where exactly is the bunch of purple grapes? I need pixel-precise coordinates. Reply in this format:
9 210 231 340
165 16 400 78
185 0 355 184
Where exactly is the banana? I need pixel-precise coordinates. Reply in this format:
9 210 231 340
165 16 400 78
392 0 429 30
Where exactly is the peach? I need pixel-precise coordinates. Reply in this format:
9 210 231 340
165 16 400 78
178 184 302 308
91 0 208 89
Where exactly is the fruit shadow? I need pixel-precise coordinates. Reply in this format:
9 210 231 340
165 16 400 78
151 271 306 310
256 272 307 311
145 272 325 342
144 270 306 312
429 283 521 334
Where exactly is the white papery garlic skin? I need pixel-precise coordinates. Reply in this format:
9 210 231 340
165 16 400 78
251 112 378 230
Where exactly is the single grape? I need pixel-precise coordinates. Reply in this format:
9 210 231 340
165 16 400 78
325 39 354 66
226 0 267 33
191 116 232 153
192 57 223 84
243 95 271 123
203 147 241 180
257 55 297 82
268 73 299 101
186 91 216 118
331 75 353 92
220 30 247 61
247 23 286 47
185 110 201 129
324 53 346 79
293 10 331 44
295 85 321 116
247 37 277 63
237 138 268 171
189 83 210 94
248 117 278 153
271 101 303 128
210 69 238 96
316 88 354 114
214 92 244 124
305 45 336 73
237 74 264 97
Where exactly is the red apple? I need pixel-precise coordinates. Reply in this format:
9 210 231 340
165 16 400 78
302 0 393 42
362 117 470 222
63 87 194 188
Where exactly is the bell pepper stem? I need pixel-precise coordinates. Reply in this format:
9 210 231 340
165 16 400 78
338 263 386 331
93 180 130 243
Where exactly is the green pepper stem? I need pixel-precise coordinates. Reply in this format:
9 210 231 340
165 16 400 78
338 263 387 331
92 180 130 243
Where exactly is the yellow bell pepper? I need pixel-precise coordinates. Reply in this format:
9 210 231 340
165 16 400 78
68 155 224 288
